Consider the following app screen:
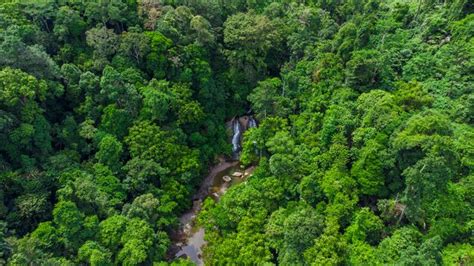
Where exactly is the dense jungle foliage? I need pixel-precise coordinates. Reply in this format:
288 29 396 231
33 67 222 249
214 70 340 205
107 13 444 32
0 0 473 265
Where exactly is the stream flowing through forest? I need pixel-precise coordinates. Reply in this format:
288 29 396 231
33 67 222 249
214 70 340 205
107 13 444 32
169 159 255 265
169 116 257 265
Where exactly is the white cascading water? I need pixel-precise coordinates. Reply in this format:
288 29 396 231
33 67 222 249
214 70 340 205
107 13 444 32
248 116 257 128
231 118 242 153
247 116 259 156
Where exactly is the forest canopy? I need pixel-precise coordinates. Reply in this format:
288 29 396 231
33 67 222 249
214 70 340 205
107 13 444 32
0 0 473 265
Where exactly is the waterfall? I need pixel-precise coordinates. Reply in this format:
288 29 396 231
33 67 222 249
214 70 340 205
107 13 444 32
247 116 259 156
231 118 242 154
248 116 257 128
230 116 257 159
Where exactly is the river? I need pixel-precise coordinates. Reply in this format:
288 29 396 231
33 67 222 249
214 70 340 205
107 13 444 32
169 115 257 264
169 157 254 265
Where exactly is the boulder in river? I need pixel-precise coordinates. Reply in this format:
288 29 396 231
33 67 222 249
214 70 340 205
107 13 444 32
232 171 243 177
183 224 192 234
222 175 232 182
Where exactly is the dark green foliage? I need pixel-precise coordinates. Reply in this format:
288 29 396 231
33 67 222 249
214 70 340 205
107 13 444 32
198 1 473 265
0 1 472 265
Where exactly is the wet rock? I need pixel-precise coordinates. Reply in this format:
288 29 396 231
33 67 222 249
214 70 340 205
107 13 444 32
177 253 188 259
183 224 192 234
183 229 190 235
222 175 232 182
232 171 243 177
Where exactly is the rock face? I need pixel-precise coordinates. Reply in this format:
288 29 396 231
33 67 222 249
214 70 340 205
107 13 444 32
239 116 250 129
238 115 257 131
